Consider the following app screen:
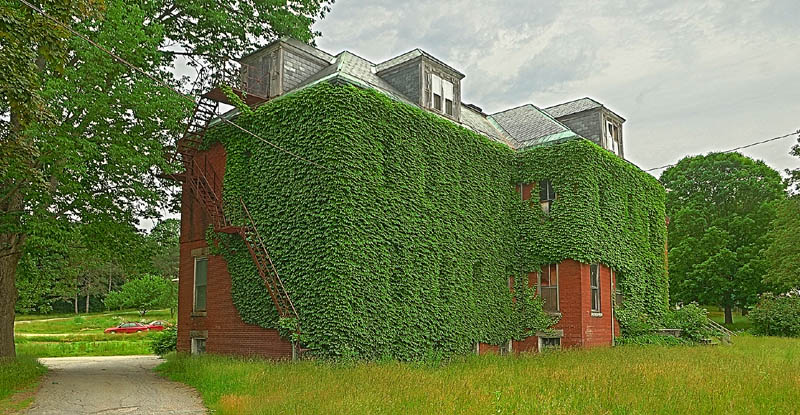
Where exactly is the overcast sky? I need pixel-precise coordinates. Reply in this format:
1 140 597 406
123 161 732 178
312 0 800 176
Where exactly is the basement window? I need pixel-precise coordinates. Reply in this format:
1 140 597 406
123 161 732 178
539 336 561 350
191 337 207 355
539 180 555 213
590 264 601 313
538 264 559 313
194 257 208 312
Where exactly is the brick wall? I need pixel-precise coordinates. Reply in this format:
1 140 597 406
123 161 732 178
177 143 293 359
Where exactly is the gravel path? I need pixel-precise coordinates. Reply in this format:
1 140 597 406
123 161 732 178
26 355 206 415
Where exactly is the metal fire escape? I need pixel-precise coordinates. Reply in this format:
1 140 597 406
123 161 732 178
170 70 301 335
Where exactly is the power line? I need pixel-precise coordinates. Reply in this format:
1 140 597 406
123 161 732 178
643 130 800 172
18 0 328 172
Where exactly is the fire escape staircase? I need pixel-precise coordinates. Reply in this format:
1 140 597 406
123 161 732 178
172 93 301 342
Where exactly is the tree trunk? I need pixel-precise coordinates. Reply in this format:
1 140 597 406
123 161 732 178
85 282 90 314
0 244 22 358
74 293 78 314
724 305 733 325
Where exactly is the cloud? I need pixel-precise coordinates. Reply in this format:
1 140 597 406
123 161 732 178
313 0 800 175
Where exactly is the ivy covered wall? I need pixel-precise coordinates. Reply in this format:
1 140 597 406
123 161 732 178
203 83 668 359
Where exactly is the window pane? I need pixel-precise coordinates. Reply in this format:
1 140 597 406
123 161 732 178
445 99 453 115
432 74 442 91
590 264 598 287
195 258 208 286
434 94 442 111
442 80 453 100
195 286 206 311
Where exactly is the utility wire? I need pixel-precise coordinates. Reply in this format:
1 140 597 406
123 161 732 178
18 0 328 172
643 130 800 172
20 0 799 178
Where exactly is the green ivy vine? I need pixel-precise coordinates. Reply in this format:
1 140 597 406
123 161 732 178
202 83 668 359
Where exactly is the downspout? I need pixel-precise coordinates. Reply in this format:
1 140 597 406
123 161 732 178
610 268 615 346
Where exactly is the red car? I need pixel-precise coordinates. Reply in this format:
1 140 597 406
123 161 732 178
104 322 149 334
146 320 169 331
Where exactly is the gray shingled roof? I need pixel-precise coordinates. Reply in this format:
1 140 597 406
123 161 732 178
298 51 412 103
544 97 602 118
376 48 464 78
489 105 578 149
459 105 513 146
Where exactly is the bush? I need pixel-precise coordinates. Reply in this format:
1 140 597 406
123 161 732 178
151 327 178 356
662 303 712 342
749 294 800 337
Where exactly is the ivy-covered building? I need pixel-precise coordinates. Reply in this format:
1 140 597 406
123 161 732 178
176 37 668 359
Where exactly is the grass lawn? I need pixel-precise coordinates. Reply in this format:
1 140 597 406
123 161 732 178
704 306 753 332
13 309 175 358
0 357 47 413
157 335 800 415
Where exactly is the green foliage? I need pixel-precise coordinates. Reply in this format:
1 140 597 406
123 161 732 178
763 197 800 292
662 152 786 315
204 83 667 360
150 326 177 356
104 274 175 317
749 294 800 337
661 304 712 342
0 356 46 410
1 0 333 357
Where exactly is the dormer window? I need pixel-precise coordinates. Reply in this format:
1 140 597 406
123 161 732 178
605 121 620 155
430 74 454 116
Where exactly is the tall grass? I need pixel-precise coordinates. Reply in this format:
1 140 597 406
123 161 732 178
158 335 800 415
0 356 46 412
16 340 152 358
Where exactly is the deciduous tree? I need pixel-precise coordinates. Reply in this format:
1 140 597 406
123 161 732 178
0 0 333 357
763 197 800 293
661 152 785 324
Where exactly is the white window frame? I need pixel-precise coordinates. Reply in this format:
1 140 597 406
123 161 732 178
193 257 208 312
590 263 601 313
605 120 620 155
430 73 455 116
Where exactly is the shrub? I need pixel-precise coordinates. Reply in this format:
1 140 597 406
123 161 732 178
151 326 178 356
662 303 712 342
615 309 659 337
749 294 800 337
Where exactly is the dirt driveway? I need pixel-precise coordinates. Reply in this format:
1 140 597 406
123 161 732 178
26 355 206 415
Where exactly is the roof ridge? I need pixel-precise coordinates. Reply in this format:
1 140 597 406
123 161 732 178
490 103 537 116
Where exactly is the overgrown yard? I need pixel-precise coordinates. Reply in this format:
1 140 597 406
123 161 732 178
13 309 174 358
0 357 47 413
158 335 800 415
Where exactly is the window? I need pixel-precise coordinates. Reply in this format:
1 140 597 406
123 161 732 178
443 80 454 115
538 264 559 313
432 74 442 111
194 257 208 312
191 337 206 355
590 264 601 313
539 180 555 213
430 73 455 116
605 121 620 155
539 336 561 350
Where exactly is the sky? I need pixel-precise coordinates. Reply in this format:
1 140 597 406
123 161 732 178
311 0 800 176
